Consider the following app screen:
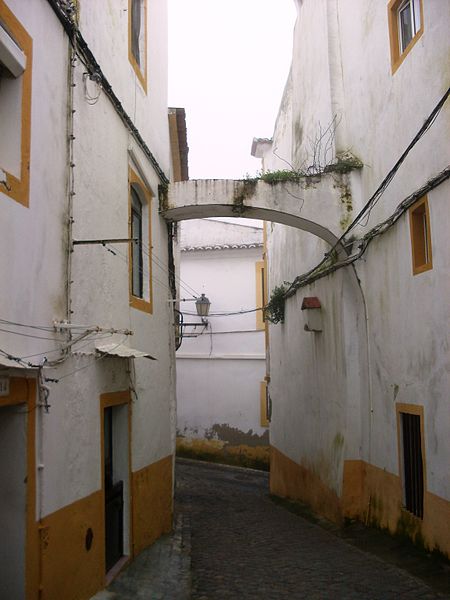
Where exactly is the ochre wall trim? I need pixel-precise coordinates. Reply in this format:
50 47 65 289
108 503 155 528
270 445 342 523
270 446 450 558
0 0 33 207
132 454 173 556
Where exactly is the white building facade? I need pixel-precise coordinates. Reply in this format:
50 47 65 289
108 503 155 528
0 1 177 598
176 219 270 469
255 0 450 557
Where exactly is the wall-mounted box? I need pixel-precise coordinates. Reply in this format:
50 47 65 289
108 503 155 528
301 296 322 332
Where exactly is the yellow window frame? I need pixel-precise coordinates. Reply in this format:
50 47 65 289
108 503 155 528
255 260 267 331
0 1 33 207
128 0 148 93
128 167 153 313
409 195 432 275
388 0 424 74
396 402 427 518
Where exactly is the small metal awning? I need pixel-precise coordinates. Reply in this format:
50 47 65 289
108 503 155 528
95 343 156 360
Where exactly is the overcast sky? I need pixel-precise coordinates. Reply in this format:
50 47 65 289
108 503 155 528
168 0 296 180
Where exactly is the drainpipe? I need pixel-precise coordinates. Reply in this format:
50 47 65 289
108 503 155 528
350 263 373 518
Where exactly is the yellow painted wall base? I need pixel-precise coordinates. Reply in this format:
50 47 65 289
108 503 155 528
40 490 104 600
271 446 450 559
176 437 270 471
342 460 450 558
270 445 342 523
132 454 173 556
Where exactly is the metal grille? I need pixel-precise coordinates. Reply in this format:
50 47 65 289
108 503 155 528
401 412 424 518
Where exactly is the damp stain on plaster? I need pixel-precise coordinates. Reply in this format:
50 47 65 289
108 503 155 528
207 423 269 447
333 432 345 451
392 383 400 401
176 423 270 470
232 179 257 215
337 181 353 231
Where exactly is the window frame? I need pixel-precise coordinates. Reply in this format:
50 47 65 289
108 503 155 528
409 195 432 275
396 403 426 519
388 0 424 74
130 187 144 299
128 0 147 93
128 167 152 314
255 259 267 331
0 2 32 207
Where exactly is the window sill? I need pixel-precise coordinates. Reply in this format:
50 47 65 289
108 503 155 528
130 295 152 314
390 27 423 74
412 262 432 276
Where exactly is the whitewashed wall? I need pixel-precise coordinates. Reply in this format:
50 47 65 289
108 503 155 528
263 0 450 502
176 220 267 446
0 0 175 518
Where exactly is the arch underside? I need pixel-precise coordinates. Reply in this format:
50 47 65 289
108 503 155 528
164 204 341 249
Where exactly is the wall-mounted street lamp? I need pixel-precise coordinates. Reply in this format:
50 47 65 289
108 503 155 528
169 294 211 350
194 293 211 321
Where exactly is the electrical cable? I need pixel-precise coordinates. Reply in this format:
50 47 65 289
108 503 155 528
46 335 129 381
282 88 450 300
107 242 199 302
0 318 56 332
106 244 177 298
141 244 199 298
46 0 169 185
182 307 264 317
0 327 64 341
283 165 450 298
334 86 449 245
18 332 114 360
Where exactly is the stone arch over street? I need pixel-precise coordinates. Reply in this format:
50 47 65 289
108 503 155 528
162 175 356 254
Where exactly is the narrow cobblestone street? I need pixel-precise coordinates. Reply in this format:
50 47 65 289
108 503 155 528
95 459 450 600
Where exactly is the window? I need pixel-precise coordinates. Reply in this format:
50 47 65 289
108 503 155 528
397 404 425 519
409 196 432 275
388 0 423 73
255 260 268 330
129 167 152 313
128 0 147 91
131 188 143 298
0 3 32 207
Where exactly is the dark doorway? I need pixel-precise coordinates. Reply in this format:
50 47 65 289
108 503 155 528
104 406 124 572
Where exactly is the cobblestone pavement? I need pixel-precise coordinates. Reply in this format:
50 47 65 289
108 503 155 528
177 459 450 600
91 459 449 600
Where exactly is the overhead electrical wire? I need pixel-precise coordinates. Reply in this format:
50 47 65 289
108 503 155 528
46 335 130 382
106 244 178 298
140 242 200 298
332 86 449 250
18 332 114 361
107 243 199 301
283 86 450 299
0 318 56 332
46 0 169 185
182 307 264 317
0 326 64 341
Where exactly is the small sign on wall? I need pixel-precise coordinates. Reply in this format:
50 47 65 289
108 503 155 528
0 377 10 396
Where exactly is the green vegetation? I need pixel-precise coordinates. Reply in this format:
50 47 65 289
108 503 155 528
158 183 169 212
265 284 288 324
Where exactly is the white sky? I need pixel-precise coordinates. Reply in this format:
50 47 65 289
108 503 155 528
168 0 296 180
